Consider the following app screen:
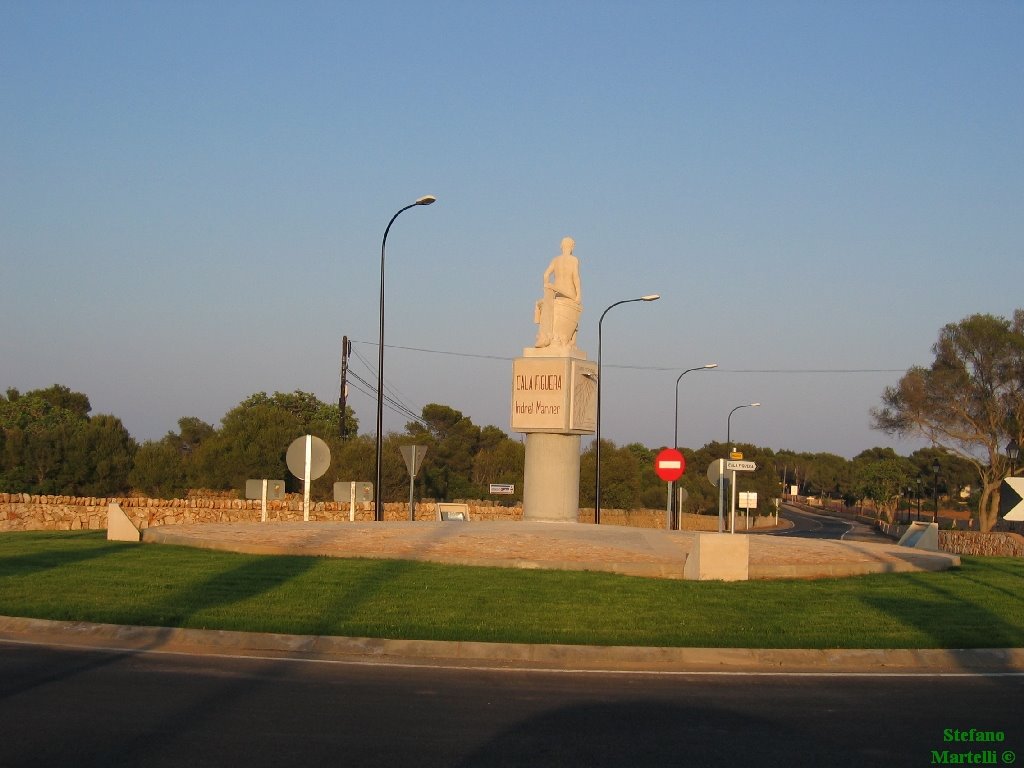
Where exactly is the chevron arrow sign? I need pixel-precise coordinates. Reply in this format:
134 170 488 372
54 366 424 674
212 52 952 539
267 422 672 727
1000 477 1024 522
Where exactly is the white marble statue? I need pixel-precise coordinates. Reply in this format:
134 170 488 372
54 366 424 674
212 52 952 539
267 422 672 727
535 237 582 351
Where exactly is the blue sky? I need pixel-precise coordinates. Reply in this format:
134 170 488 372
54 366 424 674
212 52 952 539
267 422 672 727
2 1 1022 459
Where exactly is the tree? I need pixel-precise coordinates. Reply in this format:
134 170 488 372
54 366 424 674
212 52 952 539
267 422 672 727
580 440 643 510
1 390 81 491
238 391 357 439
472 438 525 502
190 402 307 492
852 457 910 523
128 417 215 498
61 413 137 496
405 404 482 500
130 440 188 498
0 386 136 496
872 310 1024 531
907 446 979 511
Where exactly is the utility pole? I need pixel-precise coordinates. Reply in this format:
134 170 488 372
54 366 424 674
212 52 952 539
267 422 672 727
339 336 351 438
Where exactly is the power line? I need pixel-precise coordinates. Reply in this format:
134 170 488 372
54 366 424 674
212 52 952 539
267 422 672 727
350 344 425 412
347 369 427 427
349 339 904 374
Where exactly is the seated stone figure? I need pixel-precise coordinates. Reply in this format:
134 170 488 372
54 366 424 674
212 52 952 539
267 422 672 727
535 237 582 351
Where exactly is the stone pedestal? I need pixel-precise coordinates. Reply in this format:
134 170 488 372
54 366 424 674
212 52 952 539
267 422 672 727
683 533 750 581
523 432 582 522
511 350 596 523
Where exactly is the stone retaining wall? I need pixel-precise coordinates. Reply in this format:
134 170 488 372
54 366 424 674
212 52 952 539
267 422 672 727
872 520 1023 557
0 493 766 532
937 530 1024 558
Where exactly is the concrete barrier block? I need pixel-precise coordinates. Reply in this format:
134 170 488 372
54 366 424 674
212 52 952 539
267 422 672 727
898 521 938 551
684 533 749 581
436 503 470 521
106 502 140 542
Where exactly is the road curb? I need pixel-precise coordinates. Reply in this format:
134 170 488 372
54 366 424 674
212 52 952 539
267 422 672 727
2 615 1021 674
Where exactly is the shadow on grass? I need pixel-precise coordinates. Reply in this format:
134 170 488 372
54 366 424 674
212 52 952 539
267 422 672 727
146 554 319 628
0 531 128 578
305 557 421 637
860 559 1024 650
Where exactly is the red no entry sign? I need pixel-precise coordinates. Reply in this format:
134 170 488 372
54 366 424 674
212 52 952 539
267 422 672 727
654 448 686 482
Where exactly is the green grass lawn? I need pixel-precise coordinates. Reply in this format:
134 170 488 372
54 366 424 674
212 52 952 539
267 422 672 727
1 530 1022 649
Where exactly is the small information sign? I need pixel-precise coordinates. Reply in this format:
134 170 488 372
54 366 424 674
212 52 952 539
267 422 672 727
726 460 757 472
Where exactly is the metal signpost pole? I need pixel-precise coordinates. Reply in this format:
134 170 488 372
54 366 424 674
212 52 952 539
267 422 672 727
408 445 418 521
730 469 737 534
303 434 312 522
666 483 672 530
654 448 685 531
718 462 725 533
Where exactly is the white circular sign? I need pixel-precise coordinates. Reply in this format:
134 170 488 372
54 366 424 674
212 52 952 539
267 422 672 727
286 435 331 481
706 458 726 487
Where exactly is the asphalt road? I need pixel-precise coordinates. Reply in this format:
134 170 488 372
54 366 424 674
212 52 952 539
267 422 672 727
1 641 1021 768
765 505 891 542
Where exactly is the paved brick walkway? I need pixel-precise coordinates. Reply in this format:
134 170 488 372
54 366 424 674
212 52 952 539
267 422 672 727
141 520 960 580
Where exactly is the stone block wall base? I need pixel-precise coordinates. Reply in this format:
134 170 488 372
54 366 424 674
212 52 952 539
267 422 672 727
684 533 750 581
106 503 140 542
523 432 581 522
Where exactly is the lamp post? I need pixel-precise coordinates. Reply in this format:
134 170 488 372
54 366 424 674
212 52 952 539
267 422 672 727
931 458 941 524
916 477 922 521
594 294 660 524
1008 439 1020 475
670 363 717 529
726 402 760 451
374 195 436 521
723 402 760 534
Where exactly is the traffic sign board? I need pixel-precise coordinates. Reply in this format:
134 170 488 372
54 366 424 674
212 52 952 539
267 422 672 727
706 458 726 487
726 460 756 472
286 435 331 480
1000 477 1024 521
654 448 685 482
400 444 428 477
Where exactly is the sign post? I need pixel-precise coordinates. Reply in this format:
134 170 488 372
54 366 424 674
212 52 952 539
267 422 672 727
400 445 429 521
739 491 758 529
334 482 373 521
725 460 757 535
245 479 285 522
654 448 686 530
286 435 331 522
706 459 726 533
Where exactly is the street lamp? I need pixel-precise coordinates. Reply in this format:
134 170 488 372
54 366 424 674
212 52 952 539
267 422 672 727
594 294 660 524
726 402 761 451
670 363 717 529
1008 439 1020 475
723 402 760 534
931 458 941 524
374 195 436 521
916 477 922 521
674 364 718 450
